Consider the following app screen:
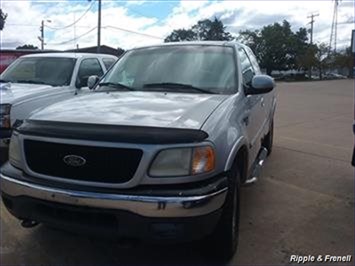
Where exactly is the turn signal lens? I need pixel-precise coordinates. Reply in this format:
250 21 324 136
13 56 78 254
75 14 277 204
192 146 215 175
9 132 22 167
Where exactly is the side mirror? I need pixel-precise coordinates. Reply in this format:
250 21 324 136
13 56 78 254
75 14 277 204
87 75 99 90
246 75 275 95
76 76 89 89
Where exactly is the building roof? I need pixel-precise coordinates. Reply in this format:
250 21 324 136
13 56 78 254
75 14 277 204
66 45 124 56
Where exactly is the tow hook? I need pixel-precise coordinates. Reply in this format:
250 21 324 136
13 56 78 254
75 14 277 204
21 219 39 228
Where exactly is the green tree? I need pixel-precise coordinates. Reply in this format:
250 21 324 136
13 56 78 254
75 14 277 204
332 47 354 78
165 18 234 42
314 43 330 79
164 29 196 42
296 44 317 78
16 44 39 50
292 27 310 69
239 20 309 74
0 9 7 31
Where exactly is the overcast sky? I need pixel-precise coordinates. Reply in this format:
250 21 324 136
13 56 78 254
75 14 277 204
1 0 354 51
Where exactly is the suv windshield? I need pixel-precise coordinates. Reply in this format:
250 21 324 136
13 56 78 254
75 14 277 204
101 45 237 94
1 57 76 86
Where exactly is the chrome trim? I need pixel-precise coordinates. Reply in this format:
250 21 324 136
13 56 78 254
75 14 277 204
18 134 218 188
0 174 228 218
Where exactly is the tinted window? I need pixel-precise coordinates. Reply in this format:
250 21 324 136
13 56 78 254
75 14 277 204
102 45 237 94
1 57 76 86
77 58 104 88
102 58 116 70
238 47 255 85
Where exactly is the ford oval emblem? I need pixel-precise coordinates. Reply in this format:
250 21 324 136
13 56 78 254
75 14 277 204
63 155 86 167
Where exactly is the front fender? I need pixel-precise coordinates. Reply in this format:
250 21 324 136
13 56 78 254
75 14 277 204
224 135 248 172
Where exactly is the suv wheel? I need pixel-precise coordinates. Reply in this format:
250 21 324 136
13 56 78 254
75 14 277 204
205 163 241 260
263 119 274 156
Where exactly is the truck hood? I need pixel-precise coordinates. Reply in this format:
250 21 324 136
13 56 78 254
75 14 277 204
0 82 57 104
30 91 228 129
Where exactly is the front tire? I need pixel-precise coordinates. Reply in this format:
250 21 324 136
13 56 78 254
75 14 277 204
205 164 241 260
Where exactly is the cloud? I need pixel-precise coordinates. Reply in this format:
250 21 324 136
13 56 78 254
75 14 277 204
125 0 148 6
1 0 354 51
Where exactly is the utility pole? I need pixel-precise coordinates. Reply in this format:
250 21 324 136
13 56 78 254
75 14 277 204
40 20 44 50
306 13 319 80
97 0 101 53
39 19 51 50
307 13 319 44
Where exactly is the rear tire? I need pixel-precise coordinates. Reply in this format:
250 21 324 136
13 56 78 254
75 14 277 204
204 163 241 261
263 119 274 156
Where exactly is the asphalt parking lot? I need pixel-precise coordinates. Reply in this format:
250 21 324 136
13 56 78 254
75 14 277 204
0 79 354 265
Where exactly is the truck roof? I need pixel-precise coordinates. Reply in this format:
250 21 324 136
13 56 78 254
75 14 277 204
131 41 244 50
21 52 117 59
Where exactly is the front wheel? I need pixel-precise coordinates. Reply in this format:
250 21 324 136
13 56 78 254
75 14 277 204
204 164 241 260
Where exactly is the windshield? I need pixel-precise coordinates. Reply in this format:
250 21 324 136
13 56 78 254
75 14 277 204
101 45 237 94
0 57 76 86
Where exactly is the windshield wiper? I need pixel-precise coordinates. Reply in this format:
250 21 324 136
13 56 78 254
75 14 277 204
15 80 47 85
143 82 215 94
99 82 135 91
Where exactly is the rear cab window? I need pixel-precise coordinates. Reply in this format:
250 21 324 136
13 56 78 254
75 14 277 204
102 58 116 70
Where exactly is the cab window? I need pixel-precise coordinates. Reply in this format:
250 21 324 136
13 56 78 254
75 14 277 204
76 58 104 88
102 58 116 70
245 47 261 74
238 47 255 85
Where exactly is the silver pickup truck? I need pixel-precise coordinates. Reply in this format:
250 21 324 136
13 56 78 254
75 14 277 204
0 41 276 259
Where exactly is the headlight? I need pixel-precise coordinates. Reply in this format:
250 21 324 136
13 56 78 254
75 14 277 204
0 104 11 128
9 132 22 167
149 146 215 177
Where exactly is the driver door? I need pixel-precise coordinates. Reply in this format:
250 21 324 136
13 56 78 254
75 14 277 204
238 47 264 165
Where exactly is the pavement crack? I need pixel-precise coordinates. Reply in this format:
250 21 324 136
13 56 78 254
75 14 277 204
264 176 354 205
275 113 350 129
274 145 350 163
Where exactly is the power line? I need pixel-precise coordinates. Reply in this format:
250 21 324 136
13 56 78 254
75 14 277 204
47 26 97 45
7 24 92 28
44 25 162 47
46 1 95 30
105 25 163 40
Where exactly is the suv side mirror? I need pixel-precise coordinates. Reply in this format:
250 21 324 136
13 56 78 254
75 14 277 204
246 75 275 95
87 75 99 90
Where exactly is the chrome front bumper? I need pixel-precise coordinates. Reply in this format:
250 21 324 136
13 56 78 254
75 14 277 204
0 173 228 218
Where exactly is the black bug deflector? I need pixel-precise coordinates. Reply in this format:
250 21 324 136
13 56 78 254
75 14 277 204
16 120 209 144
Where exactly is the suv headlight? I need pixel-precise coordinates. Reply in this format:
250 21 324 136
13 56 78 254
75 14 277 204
0 104 11 128
9 132 22 167
149 146 215 177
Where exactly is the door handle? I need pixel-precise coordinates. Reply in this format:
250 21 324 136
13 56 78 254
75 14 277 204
261 97 265 107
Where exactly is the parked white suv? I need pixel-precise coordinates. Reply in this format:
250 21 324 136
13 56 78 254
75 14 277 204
0 53 117 162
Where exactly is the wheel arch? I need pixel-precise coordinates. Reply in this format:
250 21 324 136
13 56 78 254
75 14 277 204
224 136 249 183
